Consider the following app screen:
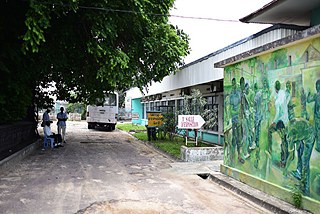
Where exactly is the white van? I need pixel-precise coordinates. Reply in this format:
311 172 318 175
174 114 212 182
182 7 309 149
86 92 118 130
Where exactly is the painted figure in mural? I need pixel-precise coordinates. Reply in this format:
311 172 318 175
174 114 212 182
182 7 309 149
253 83 263 168
300 87 310 121
243 82 254 159
307 79 320 153
224 94 231 126
252 83 263 149
239 77 250 160
267 80 289 167
224 94 233 165
262 78 271 125
230 77 244 164
286 81 296 121
279 118 315 196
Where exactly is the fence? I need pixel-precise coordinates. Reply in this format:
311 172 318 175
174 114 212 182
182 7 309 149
38 112 82 121
0 122 38 160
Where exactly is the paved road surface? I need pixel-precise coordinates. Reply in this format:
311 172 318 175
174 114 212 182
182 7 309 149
0 121 272 214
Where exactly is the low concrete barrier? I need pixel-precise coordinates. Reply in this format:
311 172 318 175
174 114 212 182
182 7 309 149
0 140 40 173
180 145 224 162
68 113 81 121
0 122 37 160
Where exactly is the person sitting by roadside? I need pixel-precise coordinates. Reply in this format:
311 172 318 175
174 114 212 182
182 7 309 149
43 121 64 148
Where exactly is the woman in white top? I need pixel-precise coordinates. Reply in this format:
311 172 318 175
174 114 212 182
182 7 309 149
44 121 64 148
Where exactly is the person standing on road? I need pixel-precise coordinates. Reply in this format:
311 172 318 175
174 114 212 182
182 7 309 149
42 108 52 127
57 107 68 143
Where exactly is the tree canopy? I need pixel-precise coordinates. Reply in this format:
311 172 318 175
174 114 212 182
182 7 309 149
0 0 189 123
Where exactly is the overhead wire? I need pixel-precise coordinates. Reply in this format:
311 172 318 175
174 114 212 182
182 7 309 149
30 1 240 22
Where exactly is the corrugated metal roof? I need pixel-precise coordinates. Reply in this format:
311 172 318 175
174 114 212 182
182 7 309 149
127 24 303 98
214 24 320 68
180 24 305 69
240 0 320 26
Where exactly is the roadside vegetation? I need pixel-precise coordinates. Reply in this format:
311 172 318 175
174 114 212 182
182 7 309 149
116 123 146 132
117 123 212 159
1 1 189 124
116 90 217 159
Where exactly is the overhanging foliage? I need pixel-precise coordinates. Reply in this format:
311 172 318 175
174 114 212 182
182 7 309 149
0 0 189 123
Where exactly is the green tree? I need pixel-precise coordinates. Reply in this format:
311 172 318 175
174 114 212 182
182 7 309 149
180 89 218 138
67 102 86 120
0 0 189 123
158 111 177 141
180 89 207 115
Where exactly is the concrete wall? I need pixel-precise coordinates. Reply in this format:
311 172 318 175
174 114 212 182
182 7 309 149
180 146 223 162
0 122 37 161
223 35 320 212
68 113 81 121
131 98 143 125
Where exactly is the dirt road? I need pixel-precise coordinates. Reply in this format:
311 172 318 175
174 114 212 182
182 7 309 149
0 121 271 214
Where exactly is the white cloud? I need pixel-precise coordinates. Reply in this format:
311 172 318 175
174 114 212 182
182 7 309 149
169 0 272 64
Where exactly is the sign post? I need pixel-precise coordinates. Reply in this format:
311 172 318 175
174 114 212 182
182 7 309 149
177 115 205 146
147 111 163 127
146 111 163 141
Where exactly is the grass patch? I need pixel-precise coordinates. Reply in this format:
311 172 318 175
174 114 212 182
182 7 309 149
116 123 146 132
154 137 211 158
132 132 148 141
132 132 213 159
154 141 182 158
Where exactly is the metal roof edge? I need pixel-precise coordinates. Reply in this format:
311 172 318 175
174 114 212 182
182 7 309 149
180 24 304 70
214 24 320 68
239 0 285 23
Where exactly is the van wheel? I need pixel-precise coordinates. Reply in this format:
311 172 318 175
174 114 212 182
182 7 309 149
88 124 94 129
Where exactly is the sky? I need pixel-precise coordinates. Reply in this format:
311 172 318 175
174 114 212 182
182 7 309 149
169 0 272 64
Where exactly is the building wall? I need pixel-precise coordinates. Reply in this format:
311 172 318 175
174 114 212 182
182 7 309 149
311 7 320 26
126 25 302 146
132 83 223 145
140 25 300 97
131 98 143 125
223 36 320 208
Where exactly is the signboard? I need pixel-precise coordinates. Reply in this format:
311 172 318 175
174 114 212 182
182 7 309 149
125 97 132 112
147 111 163 127
132 112 140 120
177 115 205 129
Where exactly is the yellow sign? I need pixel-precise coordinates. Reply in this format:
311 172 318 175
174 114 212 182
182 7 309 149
147 112 163 127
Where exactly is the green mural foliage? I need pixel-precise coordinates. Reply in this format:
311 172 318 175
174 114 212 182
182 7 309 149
224 37 320 201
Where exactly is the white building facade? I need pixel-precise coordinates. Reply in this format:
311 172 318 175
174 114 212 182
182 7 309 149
127 24 304 145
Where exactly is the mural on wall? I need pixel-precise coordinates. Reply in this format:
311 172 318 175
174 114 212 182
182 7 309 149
224 37 320 200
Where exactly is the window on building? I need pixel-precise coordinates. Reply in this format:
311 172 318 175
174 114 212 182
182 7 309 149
142 103 145 119
177 99 184 112
168 100 175 107
167 100 176 113
159 101 167 113
204 95 219 132
154 101 160 111
150 102 154 111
